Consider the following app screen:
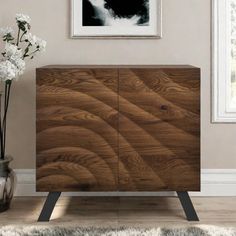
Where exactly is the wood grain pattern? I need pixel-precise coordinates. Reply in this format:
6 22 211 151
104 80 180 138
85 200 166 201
118 68 200 191
36 66 200 192
36 69 119 191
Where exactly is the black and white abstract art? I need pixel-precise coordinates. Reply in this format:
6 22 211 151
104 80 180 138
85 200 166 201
71 0 162 38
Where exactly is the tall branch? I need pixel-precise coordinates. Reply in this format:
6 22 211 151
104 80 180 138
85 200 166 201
2 81 12 158
0 92 4 160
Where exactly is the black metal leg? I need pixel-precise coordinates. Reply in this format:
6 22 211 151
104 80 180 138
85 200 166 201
177 191 199 221
38 192 61 222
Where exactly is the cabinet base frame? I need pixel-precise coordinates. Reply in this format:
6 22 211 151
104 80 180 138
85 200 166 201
37 191 199 222
38 192 61 222
177 191 199 221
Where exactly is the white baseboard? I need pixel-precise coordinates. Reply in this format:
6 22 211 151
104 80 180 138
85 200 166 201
14 169 236 197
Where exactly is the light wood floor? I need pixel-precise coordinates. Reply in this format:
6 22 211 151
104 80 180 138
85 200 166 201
0 197 235 227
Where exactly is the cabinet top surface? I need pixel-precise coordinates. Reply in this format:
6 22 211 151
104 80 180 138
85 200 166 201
38 65 199 69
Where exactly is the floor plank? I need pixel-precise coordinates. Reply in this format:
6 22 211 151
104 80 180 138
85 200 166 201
0 197 235 227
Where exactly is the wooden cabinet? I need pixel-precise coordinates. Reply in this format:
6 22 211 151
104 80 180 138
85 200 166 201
36 66 200 192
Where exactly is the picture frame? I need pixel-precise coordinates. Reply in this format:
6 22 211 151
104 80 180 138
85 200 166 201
71 0 162 39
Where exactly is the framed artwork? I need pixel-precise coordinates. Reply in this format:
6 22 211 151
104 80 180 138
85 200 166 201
71 0 162 38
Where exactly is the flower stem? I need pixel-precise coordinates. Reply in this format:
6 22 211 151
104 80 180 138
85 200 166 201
22 43 31 59
27 49 39 57
19 31 26 42
2 80 12 158
16 28 20 46
0 93 4 160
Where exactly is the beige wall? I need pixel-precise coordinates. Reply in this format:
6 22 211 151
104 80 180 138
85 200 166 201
0 0 235 169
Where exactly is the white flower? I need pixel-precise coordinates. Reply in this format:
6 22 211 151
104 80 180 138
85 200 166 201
24 33 47 52
0 27 14 37
36 38 47 51
1 43 25 79
13 58 25 75
16 14 31 24
0 60 18 81
4 43 22 58
24 33 37 45
9 54 25 75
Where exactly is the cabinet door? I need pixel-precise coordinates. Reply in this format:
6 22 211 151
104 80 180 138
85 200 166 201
118 68 200 191
36 68 118 192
